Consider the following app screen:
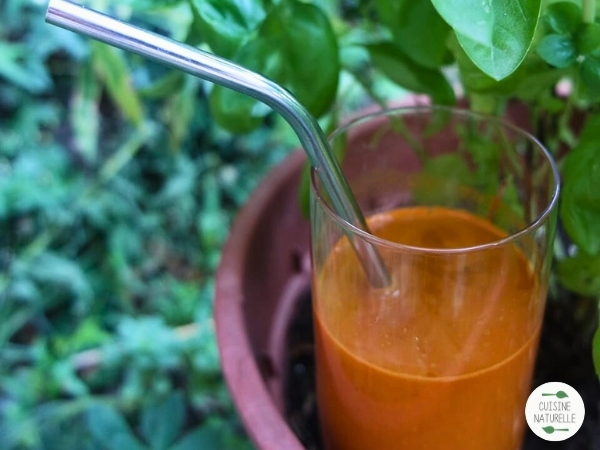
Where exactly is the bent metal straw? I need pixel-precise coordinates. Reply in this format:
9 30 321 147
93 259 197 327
45 0 390 288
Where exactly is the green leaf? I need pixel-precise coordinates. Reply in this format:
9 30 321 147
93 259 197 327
536 34 577 68
260 1 339 118
544 1 581 35
560 114 600 254
169 418 253 450
368 42 455 104
512 62 566 100
189 0 267 58
140 391 186 450
51 360 89 397
99 125 156 183
139 71 186 99
198 209 228 249
156 156 197 205
71 62 100 164
557 251 600 296
448 34 528 95
169 426 222 450
431 0 542 80
53 318 111 354
29 252 93 305
164 77 202 151
375 0 452 69
580 55 600 95
0 42 52 93
576 23 600 55
0 143 73 218
209 0 339 132
593 314 600 379
91 42 144 126
86 404 147 450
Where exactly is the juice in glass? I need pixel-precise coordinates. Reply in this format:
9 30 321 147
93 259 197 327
310 106 559 450
314 206 541 450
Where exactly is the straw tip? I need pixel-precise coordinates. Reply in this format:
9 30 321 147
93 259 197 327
45 0 72 23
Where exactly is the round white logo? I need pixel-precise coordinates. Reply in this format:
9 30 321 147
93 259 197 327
525 382 585 441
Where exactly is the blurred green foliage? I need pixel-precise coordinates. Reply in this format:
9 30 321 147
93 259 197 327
0 0 296 447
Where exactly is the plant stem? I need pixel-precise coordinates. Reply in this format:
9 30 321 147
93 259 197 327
583 0 596 23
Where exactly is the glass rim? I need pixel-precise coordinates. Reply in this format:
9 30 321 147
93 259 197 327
310 105 561 254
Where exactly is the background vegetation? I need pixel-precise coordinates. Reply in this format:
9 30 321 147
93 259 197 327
0 0 300 447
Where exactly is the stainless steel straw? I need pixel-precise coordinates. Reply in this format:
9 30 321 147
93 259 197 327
45 0 390 287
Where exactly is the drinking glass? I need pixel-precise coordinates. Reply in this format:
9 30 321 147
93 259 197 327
310 106 560 450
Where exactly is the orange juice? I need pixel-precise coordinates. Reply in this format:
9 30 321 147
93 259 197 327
313 206 542 450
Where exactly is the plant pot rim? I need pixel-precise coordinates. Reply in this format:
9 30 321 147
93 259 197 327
215 150 306 449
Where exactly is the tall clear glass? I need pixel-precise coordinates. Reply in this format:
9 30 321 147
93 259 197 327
310 106 560 450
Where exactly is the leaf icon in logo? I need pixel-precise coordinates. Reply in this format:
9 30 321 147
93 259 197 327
541 390 569 398
542 426 569 434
